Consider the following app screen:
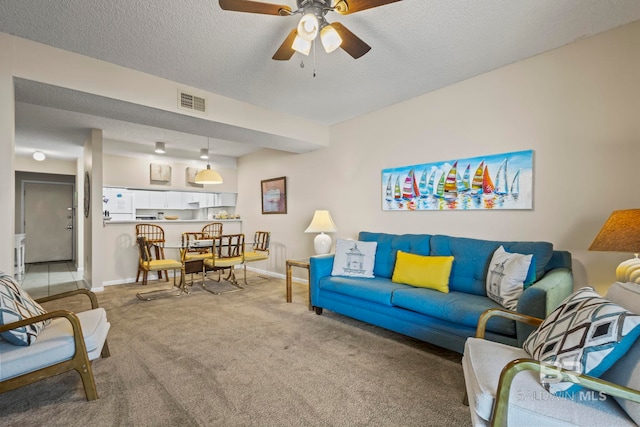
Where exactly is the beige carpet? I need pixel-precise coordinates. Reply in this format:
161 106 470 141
0 275 471 426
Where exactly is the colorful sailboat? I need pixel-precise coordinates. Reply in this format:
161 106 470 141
394 177 402 200
436 173 446 198
418 169 430 198
470 161 484 195
402 169 420 200
494 159 509 195
460 164 471 193
427 170 437 196
510 169 521 199
443 162 459 199
385 175 393 201
482 165 495 195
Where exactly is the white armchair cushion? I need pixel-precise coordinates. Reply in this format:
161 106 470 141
463 337 635 426
0 307 110 381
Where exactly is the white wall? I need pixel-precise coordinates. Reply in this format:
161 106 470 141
103 153 238 193
0 34 15 274
237 21 640 294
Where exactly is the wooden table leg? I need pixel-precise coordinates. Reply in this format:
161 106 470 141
286 261 293 303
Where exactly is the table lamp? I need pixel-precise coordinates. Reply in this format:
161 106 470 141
589 209 640 284
305 210 337 255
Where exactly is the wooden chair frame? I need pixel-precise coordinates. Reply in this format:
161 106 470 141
0 289 110 401
201 222 223 239
468 308 640 427
243 231 271 285
135 223 167 282
202 234 245 294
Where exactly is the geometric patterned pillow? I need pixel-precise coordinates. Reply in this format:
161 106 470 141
523 287 640 396
0 272 50 346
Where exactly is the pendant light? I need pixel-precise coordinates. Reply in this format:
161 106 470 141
195 138 223 185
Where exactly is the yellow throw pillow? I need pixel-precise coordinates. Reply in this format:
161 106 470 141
391 251 454 293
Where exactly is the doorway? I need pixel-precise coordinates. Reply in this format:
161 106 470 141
23 181 75 263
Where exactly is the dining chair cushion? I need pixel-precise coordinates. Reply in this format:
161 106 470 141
184 253 214 261
244 251 269 262
0 307 110 380
204 256 243 268
146 259 183 270
0 273 51 346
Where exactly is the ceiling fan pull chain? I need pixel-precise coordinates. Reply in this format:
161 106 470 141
313 39 317 77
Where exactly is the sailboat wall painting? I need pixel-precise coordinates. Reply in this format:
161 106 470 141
382 150 533 211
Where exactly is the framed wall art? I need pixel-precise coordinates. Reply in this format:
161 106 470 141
150 163 171 182
382 150 533 211
261 176 287 214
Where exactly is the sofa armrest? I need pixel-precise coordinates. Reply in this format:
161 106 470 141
515 268 573 345
36 288 100 310
476 308 543 339
309 254 335 306
491 358 640 427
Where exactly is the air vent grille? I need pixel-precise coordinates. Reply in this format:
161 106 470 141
178 90 206 113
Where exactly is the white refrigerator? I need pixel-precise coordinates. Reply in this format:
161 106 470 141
103 188 135 220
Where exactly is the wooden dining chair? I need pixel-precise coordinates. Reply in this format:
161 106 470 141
135 236 183 286
135 223 168 282
202 234 245 294
201 222 223 239
243 231 271 285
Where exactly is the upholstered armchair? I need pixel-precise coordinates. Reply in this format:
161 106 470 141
0 277 111 401
462 284 640 426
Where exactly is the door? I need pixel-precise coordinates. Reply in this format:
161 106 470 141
24 182 74 263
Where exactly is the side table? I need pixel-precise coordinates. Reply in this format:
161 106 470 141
285 258 311 310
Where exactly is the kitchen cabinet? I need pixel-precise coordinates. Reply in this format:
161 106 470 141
148 191 183 209
203 192 236 207
131 190 150 209
182 192 205 208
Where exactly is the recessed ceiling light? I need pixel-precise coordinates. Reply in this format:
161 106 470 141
155 141 166 154
33 151 45 161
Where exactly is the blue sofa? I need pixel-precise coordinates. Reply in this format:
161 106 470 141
309 232 573 354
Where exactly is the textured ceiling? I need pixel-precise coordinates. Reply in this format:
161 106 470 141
1 0 639 161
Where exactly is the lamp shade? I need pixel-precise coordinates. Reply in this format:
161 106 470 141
589 209 640 284
155 141 166 154
292 34 311 55
194 164 223 185
297 13 319 41
199 148 209 159
589 209 640 253
304 210 337 233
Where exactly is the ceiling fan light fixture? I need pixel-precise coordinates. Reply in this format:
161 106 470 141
199 148 209 159
320 24 342 53
292 34 311 55
297 13 319 41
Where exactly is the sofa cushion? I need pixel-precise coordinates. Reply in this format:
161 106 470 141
0 273 51 346
391 251 453 293
430 235 553 296
463 337 635 425
359 232 431 279
523 287 640 396
0 308 110 381
486 246 533 310
391 288 515 336
331 239 377 278
318 276 413 306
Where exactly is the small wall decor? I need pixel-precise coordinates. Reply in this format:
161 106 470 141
382 150 533 211
186 167 202 186
150 163 171 182
261 176 287 214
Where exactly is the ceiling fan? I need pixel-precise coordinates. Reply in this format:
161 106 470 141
219 0 402 60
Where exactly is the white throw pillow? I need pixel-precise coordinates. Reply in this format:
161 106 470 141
486 245 533 310
331 239 377 278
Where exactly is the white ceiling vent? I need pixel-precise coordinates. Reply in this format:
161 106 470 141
178 90 206 113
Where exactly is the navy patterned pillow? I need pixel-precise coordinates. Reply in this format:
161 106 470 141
0 272 50 346
523 287 640 396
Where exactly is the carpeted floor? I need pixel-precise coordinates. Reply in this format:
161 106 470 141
0 275 471 426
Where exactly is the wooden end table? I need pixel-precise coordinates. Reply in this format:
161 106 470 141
285 258 311 310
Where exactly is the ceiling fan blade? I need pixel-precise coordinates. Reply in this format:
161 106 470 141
333 0 402 15
272 29 298 60
219 0 292 16
332 22 371 59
